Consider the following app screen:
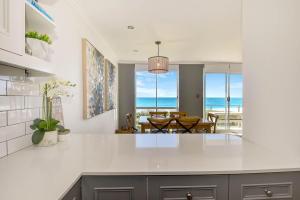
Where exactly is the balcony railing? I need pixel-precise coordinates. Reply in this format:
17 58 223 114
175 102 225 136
205 104 243 131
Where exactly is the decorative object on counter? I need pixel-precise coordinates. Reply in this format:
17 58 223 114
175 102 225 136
25 31 52 61
52 97 64 125
30 118 59 146
31 79 76 146
57 125 70 142
105 59 117 111
82 39 105 119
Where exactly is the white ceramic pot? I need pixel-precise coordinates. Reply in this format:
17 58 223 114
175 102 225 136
26 38 50 60
38 131 58 147
58 134 70 142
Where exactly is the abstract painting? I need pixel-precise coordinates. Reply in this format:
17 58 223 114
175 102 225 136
82 39 105 119
105 59 117 111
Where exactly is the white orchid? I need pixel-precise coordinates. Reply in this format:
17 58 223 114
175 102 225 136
42 79 76 99
41 79 76 123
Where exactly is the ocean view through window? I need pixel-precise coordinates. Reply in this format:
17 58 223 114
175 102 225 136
205 73 243 133
135 65 178 125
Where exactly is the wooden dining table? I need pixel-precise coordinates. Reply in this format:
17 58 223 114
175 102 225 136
138 116 215 133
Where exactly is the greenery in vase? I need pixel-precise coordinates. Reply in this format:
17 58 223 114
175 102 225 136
31 80 76 144
57 125 70 135
25 31 52 45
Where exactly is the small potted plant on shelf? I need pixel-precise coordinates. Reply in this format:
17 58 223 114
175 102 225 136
31 79 76 146
25 31 52 61
57 125 71 142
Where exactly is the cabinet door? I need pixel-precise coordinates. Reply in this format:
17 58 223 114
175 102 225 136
229 172 300 200
0 0 24 55
148 175 228 200
81 176 147 200
62 178 82 200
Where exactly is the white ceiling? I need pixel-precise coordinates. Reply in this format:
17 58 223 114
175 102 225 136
74 0 242 63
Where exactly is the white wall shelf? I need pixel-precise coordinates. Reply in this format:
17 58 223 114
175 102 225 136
0 49 55 76
25 1 56 31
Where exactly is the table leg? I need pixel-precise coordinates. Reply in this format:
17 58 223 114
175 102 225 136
141 125 145 133
206 125 212 133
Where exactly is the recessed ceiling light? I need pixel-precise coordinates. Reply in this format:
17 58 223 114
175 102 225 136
127 25 135 30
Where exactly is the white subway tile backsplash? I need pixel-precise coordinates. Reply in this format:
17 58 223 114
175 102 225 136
0 80 6 95
25 121 34 135
7 110 27 125
0 96 24 111
0 75 44 158
0 123 25 141
7 81 40 96
7 109 39 125
0 111 6 127
26 108 40 121
0 142 7 158
25 96 42 108
7 134 32 154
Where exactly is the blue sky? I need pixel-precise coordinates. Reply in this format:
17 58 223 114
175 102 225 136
206 73 243 98
136 70 178 97
136 71 243 98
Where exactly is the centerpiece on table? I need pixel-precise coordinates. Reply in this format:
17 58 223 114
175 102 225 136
30 80 76 146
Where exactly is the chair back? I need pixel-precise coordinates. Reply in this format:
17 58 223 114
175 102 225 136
126 113 137 133
175 117 200 133
149 111 168 118
207 113 219 133
170 112 187 118
147 118 173 133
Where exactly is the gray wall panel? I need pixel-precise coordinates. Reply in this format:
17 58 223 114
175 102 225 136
179 64 204 117
118 64 135 129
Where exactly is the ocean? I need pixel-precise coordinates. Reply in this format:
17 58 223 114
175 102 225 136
136 97 243 111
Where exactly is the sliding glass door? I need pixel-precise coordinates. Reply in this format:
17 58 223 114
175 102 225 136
204 69 243 133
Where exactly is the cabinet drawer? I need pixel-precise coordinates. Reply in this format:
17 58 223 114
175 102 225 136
81 176 147 200
229 172 300 200
160 185 217 200
242 182 292 199
148 175 228 200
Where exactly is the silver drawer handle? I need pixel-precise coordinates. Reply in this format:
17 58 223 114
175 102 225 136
186 192 193 200
264 189 273 197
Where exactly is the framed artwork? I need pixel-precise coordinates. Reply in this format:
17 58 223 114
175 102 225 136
82 39 105 119
105 59 117 111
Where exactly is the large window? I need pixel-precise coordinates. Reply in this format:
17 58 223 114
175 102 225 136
135 65 178 125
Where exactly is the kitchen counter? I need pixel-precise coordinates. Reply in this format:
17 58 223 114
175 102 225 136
0 133 300 200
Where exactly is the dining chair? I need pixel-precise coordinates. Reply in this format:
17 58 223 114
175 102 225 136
170 111 187 118
147 118 173 133
149 111 168 118
207 113 219 133
175 117 201 133
125 113 138 133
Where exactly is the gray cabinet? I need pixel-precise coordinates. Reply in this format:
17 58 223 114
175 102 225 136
62 178 82 200
148 175 228 200
229 172 300 200
81 176 147 200
62 172 300 200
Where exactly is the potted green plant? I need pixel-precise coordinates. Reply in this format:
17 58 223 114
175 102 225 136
25 31 52 60
57 125 71 142
31 80 76 146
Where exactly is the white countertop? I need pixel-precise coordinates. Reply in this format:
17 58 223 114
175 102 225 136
0 133 300 200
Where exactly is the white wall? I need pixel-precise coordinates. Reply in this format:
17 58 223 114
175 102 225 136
243 0 300 155
43 0 118 133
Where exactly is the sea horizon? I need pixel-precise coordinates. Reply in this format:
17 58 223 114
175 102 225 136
136 97 243 111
